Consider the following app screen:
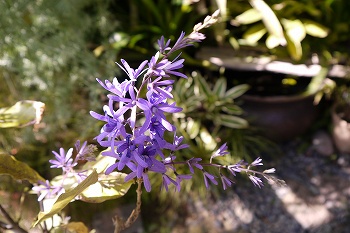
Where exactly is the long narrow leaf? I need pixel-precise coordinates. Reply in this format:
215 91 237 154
194 75 212 98
213 77 227 98
225 84 250 99
32 170 98 228
249 0 286 46
218 114 248 129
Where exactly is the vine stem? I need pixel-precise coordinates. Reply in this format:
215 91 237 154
114 178 143 233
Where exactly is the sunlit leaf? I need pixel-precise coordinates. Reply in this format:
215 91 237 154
82 151 116 173
218 114 248 129
186 118 200 139
249 0 286 46
80 172 133 203
213 77 227 98
266 34 281 49
285 33 303 61
281 19 306 43
303 20 329 38
199 128 217 151
0 152 45 184
0 100 45 128
243 23 267 45
225 84 250 99
194 74 212 98
233 8 262 25
64 222 89 233
222 105 243 115
32 170 98 228
93 45 104 57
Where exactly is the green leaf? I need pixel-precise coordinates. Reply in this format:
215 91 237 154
64 222 89 233
285 33 303 61
218 114 248 129
234 8 262 25
32 170 98 228
303 67 328 96
303 20 329 38
281 19 306 43
213 77 227 98
186 118 200 139
242 23 267 45
199 128 217 151
82 151 116 173
194 75 212 99
225 84 250 99
266 34 281 49
222 105 243 115
0 152 45 184
249 0 286 46
0 100 45 128
80 172 133 203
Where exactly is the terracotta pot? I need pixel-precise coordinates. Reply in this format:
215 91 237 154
240 93 320 142
332 105 350 153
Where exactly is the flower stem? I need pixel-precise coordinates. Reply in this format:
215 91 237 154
114 178 143 233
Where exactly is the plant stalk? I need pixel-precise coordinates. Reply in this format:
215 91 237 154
114 178 143 233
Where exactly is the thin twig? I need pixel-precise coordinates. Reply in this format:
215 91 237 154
114 178 143 233
0 204 28 233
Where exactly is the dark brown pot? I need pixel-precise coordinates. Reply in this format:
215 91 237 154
240 94 320 142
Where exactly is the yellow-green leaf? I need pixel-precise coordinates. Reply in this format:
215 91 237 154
218 114 249 129
0 100 45 128
0 152 45 184
186 118 200 139
64 222 89 233
82 151 116 173
266 34 281 49
281 19 306 43
233 8 262 25
93 45 104 57
80 172 133 203
285 33 303 61
32 170 98 228
249 0 286 46
303 20 329 38
199 128 217 151
225 84 250 99
213 77 227 98
243 23 267 45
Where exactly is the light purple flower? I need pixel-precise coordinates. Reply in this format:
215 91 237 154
49 147 76 171
161 174 177 192
187 158 203 174
157 36 171 54
220 175 233 190
32 180 63 201
210 143 229 163
248 175 264 188
203 171 218 189
251 157 263 167
175 174 192 192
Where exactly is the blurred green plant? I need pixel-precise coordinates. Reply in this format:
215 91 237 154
231 0 329 61
161 72 249 196
0 0 117 151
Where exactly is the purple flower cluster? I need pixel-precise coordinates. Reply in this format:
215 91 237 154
32 140 95 201
90 10 276 192
90 32 198 191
